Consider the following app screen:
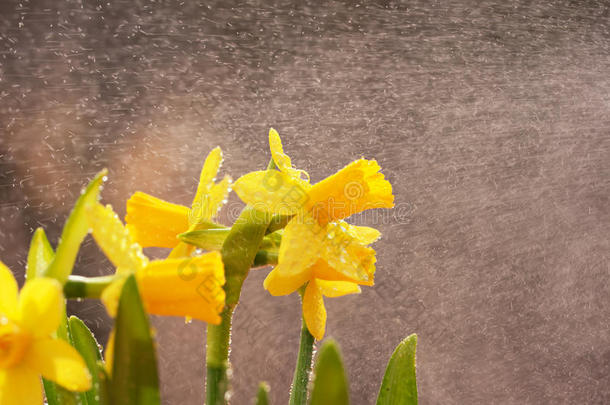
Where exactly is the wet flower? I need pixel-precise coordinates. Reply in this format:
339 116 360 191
0 263 91 405
233 129 394 339
125 147 231 257
88 203 226 324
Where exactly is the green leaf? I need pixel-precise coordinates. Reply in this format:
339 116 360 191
309 340 349 405
26 227 54 281
43 380 83 405
376 334 418 405
256 382 270 405
44 169 107 284
69 316 104 405
110 275 160 405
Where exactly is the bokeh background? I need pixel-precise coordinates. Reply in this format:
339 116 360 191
1 0 609 403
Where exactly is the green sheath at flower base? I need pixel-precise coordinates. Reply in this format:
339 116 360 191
44 169 107 284
64 275 117 299
179 228 283 252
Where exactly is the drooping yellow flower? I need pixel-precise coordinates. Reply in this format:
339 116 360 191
233 129 394 339
88 203 226 324
125 147 231 258
0 262 91 405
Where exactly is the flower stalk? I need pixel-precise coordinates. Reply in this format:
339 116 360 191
289 306 315 405
205 160 277 405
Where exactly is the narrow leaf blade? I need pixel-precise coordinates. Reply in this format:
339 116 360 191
95 361 110 405
309 340 349 405
110 275 160 405
44 169 107 284
376 334 418 405
69 316 103 405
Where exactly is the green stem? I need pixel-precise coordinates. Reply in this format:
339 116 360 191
206 207 272 404
64 275 116 299
206 307 234 405
289 313 315 405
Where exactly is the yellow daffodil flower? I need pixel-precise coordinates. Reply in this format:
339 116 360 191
125 147 231 258
0 263 91 405
88 203 226 324
233 129 394 339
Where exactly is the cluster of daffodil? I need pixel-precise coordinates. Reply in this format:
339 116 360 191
0 129 418 405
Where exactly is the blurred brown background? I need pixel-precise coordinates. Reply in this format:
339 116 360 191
1 0 609 403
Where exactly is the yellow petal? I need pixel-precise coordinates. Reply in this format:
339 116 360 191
88 203 149 273
345 223 381 245
276 215 322 278
136 252 225 324
0 261 18 319
190 175 231 225
191 147 223 209
302 281 326 340
316 280 361 297
125 192 190 248
100 278 126 318
269 128 310 182
306 158 394 225
233 170 311 216
0 365 43 405
17 278 62 337
24 338 91 392
263 266 312 296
